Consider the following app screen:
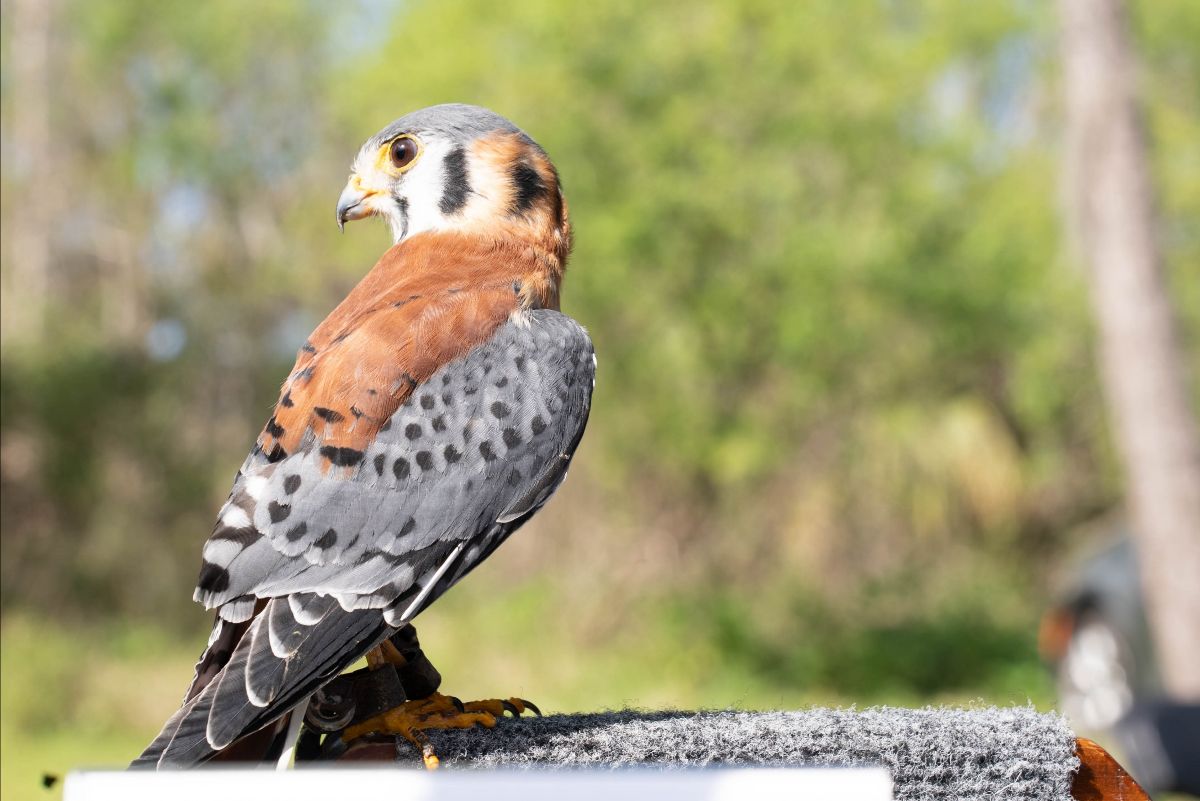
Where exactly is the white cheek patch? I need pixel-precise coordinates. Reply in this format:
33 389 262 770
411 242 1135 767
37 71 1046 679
398 137 455 241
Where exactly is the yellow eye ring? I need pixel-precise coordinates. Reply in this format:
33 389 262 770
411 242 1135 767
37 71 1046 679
388 136 420 171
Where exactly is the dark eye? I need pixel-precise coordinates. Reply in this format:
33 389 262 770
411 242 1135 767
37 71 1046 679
389 137 418 169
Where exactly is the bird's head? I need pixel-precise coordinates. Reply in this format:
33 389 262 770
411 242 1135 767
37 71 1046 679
336 104 570 258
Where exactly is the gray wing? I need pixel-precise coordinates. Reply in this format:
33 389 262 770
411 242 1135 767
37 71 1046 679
134 310 594 768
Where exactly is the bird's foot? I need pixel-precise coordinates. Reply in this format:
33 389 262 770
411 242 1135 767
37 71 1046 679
341 691 540 769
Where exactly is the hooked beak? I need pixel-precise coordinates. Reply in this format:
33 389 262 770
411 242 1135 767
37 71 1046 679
335 177 381 231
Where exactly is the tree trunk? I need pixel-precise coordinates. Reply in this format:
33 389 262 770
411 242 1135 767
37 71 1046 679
0 0 54 349
1059 0 1200 699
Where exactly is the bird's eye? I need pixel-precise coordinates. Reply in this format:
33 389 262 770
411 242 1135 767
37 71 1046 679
389 137 419 169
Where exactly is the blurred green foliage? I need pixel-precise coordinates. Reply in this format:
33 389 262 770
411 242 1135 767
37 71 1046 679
1 0 1197 794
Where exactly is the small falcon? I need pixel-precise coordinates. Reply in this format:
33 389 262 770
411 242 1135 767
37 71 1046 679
135 104 594 768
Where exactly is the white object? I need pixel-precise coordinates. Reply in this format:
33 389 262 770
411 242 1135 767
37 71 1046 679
65 766 893 801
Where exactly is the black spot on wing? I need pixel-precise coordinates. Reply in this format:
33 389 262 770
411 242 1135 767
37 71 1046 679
211 526 259 547
320 446 364 467
503 428 522 448
197 561 231 594
265 417 285 438
283 474 302 494
314 407 344 424
268 501 291 523
439 146 471 214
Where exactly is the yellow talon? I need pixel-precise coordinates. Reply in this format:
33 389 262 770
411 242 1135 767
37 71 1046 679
341 690 540 769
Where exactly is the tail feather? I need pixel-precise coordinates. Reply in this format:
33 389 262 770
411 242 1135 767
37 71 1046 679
133 600 391 769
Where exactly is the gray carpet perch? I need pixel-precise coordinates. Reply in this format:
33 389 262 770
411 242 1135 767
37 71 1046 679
413 707 1080 800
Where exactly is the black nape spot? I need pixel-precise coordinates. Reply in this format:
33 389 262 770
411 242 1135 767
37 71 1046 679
509 160 546 214
393 457 410 480
314 407 345 424
490 401 510 419
373 453 386 476
432 415 447 432
439 146 471 215
420 394 435 410
268 501 291 523
479 441 496 462
315 528 338 549
444 444 462 464
415 451 434 471
320 446 364 467
265 416 285 438
283 474 302 494
197 561 231 593
405 423 423 440
503 428 522 448
531 415 547 435
286 522 308 542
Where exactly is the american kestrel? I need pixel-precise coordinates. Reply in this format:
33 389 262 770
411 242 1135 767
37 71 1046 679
134 104 594 768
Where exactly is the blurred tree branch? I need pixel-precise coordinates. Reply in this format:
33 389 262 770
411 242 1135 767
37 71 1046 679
1059 0 1200 699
